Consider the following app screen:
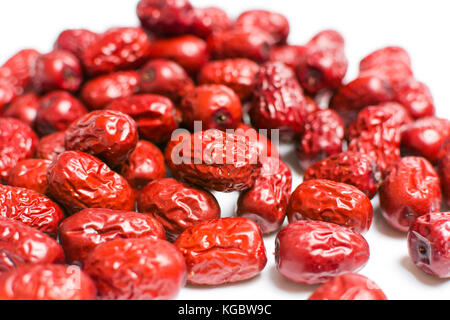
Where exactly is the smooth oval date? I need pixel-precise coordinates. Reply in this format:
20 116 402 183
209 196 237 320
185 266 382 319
0 184 64 235
147 35 208 75
59 208 165 265
165 129 261 192
379 156 441 232
81 71 140 110
197 58 260 101
120 140 166 190
7 158 51 194
191 6 232 39
275 221 370 285
304 152 382 199
0 264 96 300
237 157 292 234
180 84 242 132
47 151 135 215
83 238 186 300
401 116 450 163
54 28 100 60
35 91 88 137
174 217 267 285
287 179 373 233
137 178 221 241
0 217 64 272
0 117 38 183
139 59 194 103
106 94 179 144
3 93 39 126
407 212 450 278
65 110 138 168
308 273 387 300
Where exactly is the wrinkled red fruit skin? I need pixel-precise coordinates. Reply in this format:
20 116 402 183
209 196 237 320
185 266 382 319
250 62 307 141
106 94 178 144
47 151 135 215
137 178 221 241
165 129 261 192
347 123 401 176
269 45 308 70
3 93 39 126
237 157 292 234
296 30 348 95
198 59 260 101
1 49 40 95
0 80 17 111
137 0 195 37
0 117 38 183
147 35 208 75
392 79 435 119
236 10 290 45
84 238 186 300
308 273 387 300
346 102 413 141
0 217 64 272
32 50 83 93
401 117 450 163
36 131 66 162
35 91 88 136
65 110 138 168
54 29 99 59
407 212 450 278
287 179 373 233
82 27 151 76
330 76 393 125
235 123 280 159
120 140 166 189
174 217 267 285
359 46 413 86
304 152 382 199
181 84 242 132
380 157 442 232
0 184 64 235
208 28 273 63
139 59 194 103
191 7 232 39
0 264 96 300
7 159 51 194
438 141 450 208
297 109 345 170
59 208 165 265
275 221 370 285
81 71 140 110
359 46 412 74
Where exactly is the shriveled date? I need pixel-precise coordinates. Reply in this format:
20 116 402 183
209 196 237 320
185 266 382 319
0 217 64 272
59 208 165 264
0 184 64 235
0 264 96 300
65 110 138 168
304 152 382 199
165 129 261 192
47 151 135 215
275 221 370 284
308 273 387 300
137 178 221 240
174 217 267 285
287 179 373 233
83 238 186 300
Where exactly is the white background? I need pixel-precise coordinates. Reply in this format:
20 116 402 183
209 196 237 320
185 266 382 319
0 0 449 300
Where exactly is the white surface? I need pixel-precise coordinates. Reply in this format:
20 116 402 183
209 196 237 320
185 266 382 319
1 0 449 300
